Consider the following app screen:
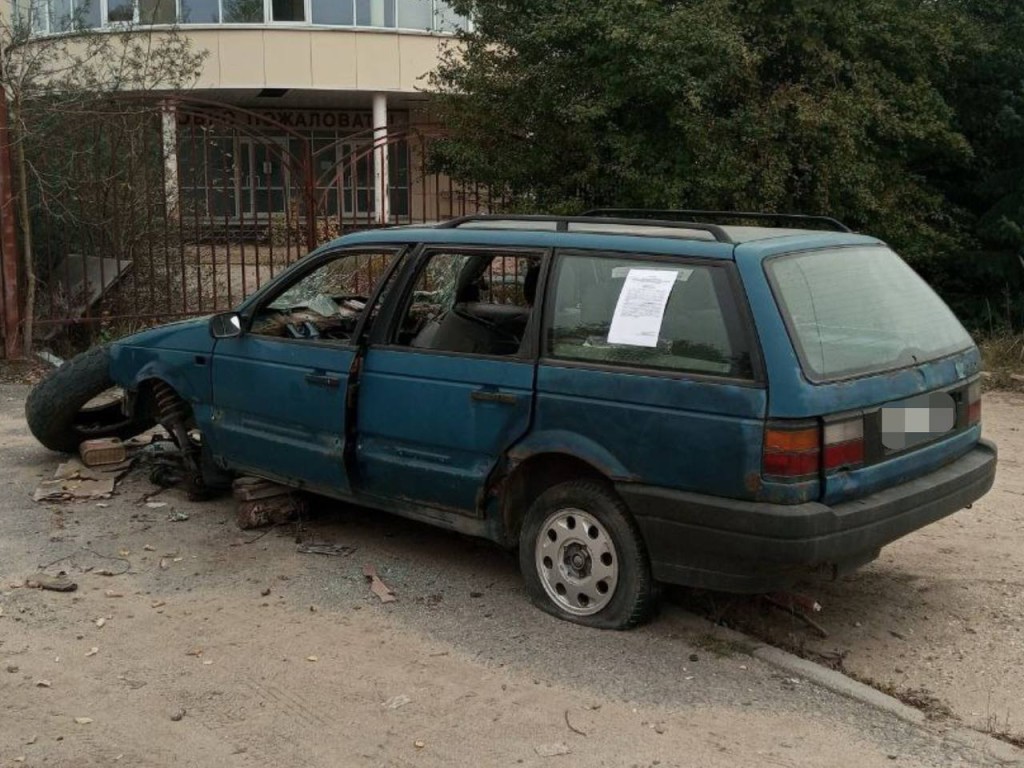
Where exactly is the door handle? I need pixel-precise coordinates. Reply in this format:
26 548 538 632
396 447 451 464
471 389 518 405
306 373 340 389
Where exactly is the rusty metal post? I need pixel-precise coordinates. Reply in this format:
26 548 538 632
0 75 22 360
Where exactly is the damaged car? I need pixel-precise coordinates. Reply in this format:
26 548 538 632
26 211 998 629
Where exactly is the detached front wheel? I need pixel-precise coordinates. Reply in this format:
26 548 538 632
25 345 154 453
519 480 656 630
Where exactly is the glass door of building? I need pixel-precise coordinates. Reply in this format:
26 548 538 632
240 138 289 217
341 142 376 219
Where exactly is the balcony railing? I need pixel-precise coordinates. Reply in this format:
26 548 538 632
17 0 468 36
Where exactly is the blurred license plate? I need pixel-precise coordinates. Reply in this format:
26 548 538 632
881 392 956 452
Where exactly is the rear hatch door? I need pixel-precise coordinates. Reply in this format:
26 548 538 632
742 241 982 505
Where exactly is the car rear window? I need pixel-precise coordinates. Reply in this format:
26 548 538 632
547 253 754 379
767 246 973 381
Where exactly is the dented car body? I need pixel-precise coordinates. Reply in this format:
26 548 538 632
93 213 995 626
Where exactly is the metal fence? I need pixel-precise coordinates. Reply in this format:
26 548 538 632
1 96 503 355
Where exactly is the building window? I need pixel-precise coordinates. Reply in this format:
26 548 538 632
434 0 466 32
28 0 102 30
310 0 352 25
24 0 469 33
48 0 72 30
139 0 175 23
106 0 132 22
271 0 304 21
396 0 429 30
79 0 102 26
177 128 413 223
355 0 394 27
222 0 264 22
180 0 219 23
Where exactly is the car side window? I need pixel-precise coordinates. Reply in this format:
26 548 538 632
393 250 541 357
249 249 400 343
547 253 753 379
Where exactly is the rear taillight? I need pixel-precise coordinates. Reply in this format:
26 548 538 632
764 416 865 480
823 418 865 471
967 381 982 426
763 424 819 480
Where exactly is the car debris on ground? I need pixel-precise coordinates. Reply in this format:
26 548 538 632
362 564 397 603
32 457 129 502
296 542 355 557
32 435 170 503
233 476 303 529
79 437 127 467
383 694 411 710
24 573 77 592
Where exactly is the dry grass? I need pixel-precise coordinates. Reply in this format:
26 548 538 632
979 332 1024 391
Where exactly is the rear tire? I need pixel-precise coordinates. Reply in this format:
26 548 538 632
25 346 154 453
518 479 656 630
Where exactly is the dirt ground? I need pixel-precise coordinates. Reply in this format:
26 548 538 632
683 391 1024 742
0 384 1020 767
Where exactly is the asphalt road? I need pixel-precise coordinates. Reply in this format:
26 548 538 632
0 384 1018 767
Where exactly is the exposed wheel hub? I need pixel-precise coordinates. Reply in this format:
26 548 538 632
564 543 591 578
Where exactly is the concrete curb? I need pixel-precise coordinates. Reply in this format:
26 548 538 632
704 623 1023 765
749 643 926 727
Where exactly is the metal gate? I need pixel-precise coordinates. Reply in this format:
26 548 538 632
0 95 503 356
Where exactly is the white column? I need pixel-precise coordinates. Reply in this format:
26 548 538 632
372 92 390 224
161 102 180 220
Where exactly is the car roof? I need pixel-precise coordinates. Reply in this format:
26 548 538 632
329 221 884 261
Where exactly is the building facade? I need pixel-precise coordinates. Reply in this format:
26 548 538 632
13 0 471 226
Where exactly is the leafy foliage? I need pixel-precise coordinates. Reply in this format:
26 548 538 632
428 0 1022 273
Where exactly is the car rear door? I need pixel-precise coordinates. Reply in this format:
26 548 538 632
536 248 766 498
353 247 543 513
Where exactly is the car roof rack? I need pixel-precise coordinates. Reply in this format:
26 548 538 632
436 214 734 243
580 208 852 233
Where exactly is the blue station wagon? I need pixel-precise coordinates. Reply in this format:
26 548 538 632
26 212 998 628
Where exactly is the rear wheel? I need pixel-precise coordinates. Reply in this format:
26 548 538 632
518 479 656 629
25 346 154 453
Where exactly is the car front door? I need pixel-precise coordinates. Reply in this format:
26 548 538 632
207 247 403 495
354 248 544 513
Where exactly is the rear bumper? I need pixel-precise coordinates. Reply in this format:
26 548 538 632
617 440 997 593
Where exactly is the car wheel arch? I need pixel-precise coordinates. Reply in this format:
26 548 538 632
498 452 617 546
124 359 198 406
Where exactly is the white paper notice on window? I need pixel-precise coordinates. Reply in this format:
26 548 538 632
607 269 680 347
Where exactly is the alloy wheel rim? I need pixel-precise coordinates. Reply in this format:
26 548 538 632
534 507 619 616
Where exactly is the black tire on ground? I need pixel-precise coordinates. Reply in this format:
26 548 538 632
518 479 657 630
25 345 154 453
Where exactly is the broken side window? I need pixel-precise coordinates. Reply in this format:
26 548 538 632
395 251 541 357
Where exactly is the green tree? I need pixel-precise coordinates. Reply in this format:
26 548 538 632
429 0 976 258
942 1 1024 250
